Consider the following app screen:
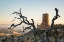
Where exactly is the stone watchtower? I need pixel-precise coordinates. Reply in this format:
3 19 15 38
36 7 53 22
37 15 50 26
42 13 49 28
37 13 49 30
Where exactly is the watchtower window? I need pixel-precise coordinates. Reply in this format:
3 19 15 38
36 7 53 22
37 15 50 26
45 21 46 22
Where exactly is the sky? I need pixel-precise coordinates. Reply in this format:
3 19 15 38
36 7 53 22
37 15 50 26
0 0 64 26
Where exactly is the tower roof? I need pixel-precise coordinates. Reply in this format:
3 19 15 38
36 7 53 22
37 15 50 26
43 13 49 15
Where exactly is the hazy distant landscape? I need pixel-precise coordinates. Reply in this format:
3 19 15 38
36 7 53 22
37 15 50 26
0 24 31 37
0 24 26 30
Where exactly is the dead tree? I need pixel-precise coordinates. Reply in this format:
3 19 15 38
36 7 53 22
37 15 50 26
45 8 60 42
7 8 46 42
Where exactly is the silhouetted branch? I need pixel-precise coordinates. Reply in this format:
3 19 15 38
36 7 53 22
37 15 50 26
6 23 14 30
11 21 23 30
24 26 32 30
45 8 60 42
